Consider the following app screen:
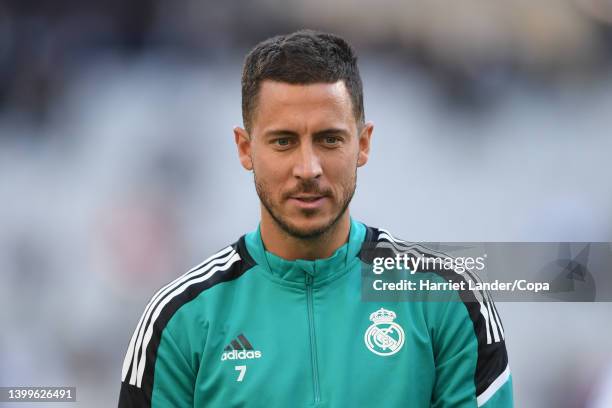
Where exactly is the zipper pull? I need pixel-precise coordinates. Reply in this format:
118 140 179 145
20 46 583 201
305 274 313 287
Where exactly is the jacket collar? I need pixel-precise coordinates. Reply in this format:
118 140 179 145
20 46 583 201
244 217 366 285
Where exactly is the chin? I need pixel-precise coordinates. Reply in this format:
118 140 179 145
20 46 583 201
282 214 338 239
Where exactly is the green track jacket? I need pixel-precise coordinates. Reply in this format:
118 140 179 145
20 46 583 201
119 219 513 407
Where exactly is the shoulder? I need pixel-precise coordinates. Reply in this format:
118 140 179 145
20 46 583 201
121 235 256 387
365 225 511 405
362 224 506 343
148 235 256 324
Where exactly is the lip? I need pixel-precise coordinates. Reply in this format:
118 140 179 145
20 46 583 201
288 196 328 210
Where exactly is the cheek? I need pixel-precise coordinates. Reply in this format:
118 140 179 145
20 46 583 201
254 158 289 188
326 160 356 188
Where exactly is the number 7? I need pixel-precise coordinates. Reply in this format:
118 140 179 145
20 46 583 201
235 365 247 382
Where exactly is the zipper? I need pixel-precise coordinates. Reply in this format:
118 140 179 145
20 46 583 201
305 274 321 404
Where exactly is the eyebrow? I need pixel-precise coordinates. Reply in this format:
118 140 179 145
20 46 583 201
263 128 351 138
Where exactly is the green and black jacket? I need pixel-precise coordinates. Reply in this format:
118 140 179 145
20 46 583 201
119 219 513 407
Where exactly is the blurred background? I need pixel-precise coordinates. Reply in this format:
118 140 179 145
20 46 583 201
1 0 612 406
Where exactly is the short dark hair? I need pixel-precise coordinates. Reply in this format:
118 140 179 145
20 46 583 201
241 29 364 133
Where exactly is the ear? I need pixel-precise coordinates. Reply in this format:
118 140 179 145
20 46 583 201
234 126 253 171
357 121 374 167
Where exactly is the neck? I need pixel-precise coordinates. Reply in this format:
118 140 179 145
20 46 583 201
259 210 351 260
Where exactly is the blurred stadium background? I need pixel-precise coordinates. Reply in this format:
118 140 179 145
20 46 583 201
1 0 612 407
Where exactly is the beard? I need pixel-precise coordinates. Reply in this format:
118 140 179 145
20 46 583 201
254 170 356 240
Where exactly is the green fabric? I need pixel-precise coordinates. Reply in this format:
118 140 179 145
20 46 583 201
147 218 513 407
481 377 513 407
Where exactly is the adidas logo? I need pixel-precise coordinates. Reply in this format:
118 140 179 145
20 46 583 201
221 334 262 361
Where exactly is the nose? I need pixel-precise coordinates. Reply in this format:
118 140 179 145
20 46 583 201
292 140 322 180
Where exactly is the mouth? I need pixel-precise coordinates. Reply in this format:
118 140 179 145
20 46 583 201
292 195 324 202
288 195 328 209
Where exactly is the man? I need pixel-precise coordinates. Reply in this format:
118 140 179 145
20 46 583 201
119 30 513 407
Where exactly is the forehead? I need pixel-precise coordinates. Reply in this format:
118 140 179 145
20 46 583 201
252 80 355 133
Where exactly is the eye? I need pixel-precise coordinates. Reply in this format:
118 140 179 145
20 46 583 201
321 135 341 146
272 137 294 148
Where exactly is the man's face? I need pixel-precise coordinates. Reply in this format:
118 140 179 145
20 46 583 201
235 80 373 239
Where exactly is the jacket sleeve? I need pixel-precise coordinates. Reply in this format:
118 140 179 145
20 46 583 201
118 318 195 407
430 288 513 407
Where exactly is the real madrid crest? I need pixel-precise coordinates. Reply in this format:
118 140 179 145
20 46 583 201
364 308 405 356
